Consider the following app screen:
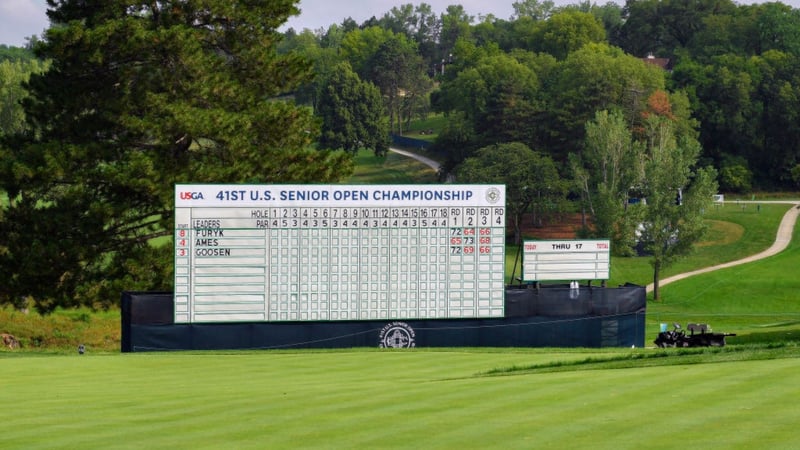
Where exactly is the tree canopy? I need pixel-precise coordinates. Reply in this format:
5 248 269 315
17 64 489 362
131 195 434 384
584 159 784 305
457 142 566 245
317 62 389 156
3 0 800 309
279 0 800 189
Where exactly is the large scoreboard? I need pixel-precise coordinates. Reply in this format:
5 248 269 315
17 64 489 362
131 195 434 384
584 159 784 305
174 184 506 323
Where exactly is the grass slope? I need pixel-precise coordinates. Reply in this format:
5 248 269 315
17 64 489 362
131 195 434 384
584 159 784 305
1 349 798 448
609 203 789 287
345 149 438 184
650 206 800 342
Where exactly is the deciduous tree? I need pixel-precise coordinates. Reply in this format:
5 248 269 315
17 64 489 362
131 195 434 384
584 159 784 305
571 109 644 254
548 43 665 161
529 10 606 60
317 63 389 156
0 58 49 138
636 101 717 301
456 142 566 245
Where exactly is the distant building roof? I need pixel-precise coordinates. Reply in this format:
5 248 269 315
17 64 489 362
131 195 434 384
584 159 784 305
641 53 673 71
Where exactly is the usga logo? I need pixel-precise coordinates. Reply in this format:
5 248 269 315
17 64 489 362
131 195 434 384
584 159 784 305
378 321 416 348
179 192 204 200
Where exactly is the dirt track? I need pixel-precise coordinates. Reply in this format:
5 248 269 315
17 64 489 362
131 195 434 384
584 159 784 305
647 201 800 292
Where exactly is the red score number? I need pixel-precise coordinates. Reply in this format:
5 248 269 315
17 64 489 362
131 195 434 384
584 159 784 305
478 228 492 253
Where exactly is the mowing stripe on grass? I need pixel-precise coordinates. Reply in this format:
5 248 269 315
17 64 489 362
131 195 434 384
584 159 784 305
2 351 799 449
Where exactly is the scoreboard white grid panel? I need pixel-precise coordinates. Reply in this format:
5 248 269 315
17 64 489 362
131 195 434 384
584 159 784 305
174 185 506 323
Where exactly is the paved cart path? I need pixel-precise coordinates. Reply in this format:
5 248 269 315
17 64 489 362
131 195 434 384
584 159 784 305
389 147 441 171
646 201 800 293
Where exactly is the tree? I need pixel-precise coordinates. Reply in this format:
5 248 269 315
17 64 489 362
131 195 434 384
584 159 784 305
366 34 429 135
571 109 644 254
753 51 800 187
751 2 800 56
718 155 753 193
317 63 389 156
432 48 551 172
0 44 36 63
0 0 352 312
339 26 395 77
671 50 800 189
439 5 473 56
512 0 555 21
456 142 566 245
617 0 737 58
637 108 717 301
575 91 716 300
791 164 800 189
0 58 50 137
547 43 666 161
657 0 737 49
529 10 606 60
589 2 624 42
277 28 328 109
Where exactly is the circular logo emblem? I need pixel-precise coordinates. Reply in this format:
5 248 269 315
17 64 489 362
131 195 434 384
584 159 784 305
379 322 416 348
486 187 501 204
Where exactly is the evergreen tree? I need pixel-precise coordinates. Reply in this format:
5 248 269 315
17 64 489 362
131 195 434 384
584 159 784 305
0 0 352 312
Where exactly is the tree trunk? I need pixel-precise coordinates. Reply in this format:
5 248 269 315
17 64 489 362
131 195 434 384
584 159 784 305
652 262 661 301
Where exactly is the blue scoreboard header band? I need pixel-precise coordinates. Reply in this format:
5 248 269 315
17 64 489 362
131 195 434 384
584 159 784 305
176 184 504 207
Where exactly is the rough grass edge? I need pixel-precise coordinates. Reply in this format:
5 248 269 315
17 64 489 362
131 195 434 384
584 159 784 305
480 341 800 376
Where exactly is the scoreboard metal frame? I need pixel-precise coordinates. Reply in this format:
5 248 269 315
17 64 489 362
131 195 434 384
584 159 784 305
174 184 506 323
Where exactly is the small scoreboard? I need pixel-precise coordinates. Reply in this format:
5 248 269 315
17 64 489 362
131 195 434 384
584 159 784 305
174 184 506 323
523 240 610 282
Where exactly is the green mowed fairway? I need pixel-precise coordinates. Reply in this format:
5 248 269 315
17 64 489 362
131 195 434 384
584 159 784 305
2 350 798 449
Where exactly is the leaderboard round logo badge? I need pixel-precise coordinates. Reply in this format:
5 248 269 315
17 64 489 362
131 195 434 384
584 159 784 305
486 187 501 204
379 322 416 348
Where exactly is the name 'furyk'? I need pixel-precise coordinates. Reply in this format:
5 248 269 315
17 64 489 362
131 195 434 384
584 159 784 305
196 229 224 237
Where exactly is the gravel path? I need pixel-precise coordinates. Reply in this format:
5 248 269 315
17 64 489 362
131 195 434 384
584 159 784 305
646 201 800 292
